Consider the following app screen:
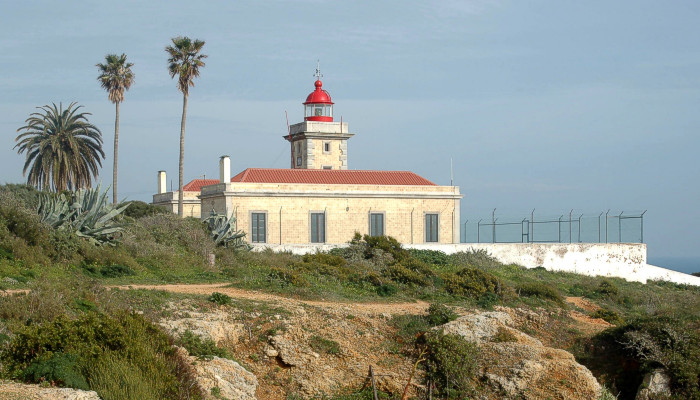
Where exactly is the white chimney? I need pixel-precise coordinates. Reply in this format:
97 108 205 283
157 171 167 194
219 156 231 183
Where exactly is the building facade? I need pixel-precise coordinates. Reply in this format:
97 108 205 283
153 72 462 244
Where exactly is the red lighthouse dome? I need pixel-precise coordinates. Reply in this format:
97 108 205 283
303 79 334 122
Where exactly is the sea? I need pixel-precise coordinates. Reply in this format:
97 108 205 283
647 256 700 275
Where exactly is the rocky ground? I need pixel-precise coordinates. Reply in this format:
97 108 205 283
0 284 617 400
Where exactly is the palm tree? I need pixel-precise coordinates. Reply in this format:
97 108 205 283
165 36 207 217
96 53 134 204
15 102 105 191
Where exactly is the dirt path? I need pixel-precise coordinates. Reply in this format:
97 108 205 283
112 283 431 315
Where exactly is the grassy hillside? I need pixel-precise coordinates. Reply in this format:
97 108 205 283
0 184 698 399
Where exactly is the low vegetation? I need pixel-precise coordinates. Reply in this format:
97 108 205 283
0 184 699 399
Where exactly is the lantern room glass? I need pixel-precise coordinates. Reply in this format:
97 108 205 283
305 104 332 118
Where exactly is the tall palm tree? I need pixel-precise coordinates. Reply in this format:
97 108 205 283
15 102 105 191
96 53 134 204
165 36 207 217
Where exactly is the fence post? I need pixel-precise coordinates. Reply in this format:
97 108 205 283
531 209 535 242
605 211 608 243
463 220 468 243
578 214 583 243
477 219 482 243
569 209 573 244
618 211 624 243
492 209 496 244
558 215 563 243
641 210 647 243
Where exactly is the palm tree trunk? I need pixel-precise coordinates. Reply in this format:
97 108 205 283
113 101 120 205
178 94 188 217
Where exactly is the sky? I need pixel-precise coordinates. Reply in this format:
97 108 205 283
0 1 699 264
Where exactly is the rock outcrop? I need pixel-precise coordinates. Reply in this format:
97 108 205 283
159 305 245 345
636 369 671 400
437 312 602 400
175 346 258 400
0 381 100 400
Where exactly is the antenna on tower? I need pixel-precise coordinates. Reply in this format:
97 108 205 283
450 158 454 186
315 60 323 79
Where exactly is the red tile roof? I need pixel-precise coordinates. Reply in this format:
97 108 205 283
230 168 436 186
183 179 219 191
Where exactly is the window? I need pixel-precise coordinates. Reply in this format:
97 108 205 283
323 142 331 153
322 166 332 170
310 212 326 243
425 213 439 242
370 213 384 236
251 212 266 243
296 156 302 167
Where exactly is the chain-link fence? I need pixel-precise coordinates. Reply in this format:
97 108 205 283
461 210 646 244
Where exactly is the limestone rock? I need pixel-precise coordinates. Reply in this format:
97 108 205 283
439 312 542 346
0 381 100 400
174 347 258 400
159 308 244 345
636 369 671 400
437 311 601 400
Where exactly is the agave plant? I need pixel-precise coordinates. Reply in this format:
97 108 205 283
37 184 130 245
203 212 248 249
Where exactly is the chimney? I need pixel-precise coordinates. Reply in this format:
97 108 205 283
219 156 231 183
158 171 167 194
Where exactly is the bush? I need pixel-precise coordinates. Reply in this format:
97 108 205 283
383 264 430 287
491 326 517 343
309 335 340 355
303 252 347 267
517 282 565 305
122 201 169 219
443 267 506 298
591 308 624 325
99 264 136 278
423 330 478 398
177 330 230 360
426 303 458 327
595 280 620 297
89 351 160 400
22 352 88 390
177 331 231 360
409 249 449 266
448 249 502 270
208 292 232 306
376 283 398 297
0 311 201 399
390 314 430 347
267 267 308 287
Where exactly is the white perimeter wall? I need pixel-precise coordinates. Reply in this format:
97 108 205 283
251 242 700 287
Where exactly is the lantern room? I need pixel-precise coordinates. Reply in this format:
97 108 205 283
304 79 334 122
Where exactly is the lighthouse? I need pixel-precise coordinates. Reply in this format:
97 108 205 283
285 64 354 170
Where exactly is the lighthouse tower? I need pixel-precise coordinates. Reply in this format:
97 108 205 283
285 65 354 170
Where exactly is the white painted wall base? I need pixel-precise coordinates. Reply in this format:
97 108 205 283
251 242 700 287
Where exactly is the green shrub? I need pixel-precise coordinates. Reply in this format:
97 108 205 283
0 311 201 399
99 264 136 278
595 280 620 297
309 335 340 355
390 314 430 347
383 264 430 286
22 352 88 390
89 351 160 400
517 282 565 305
376 283 398 297
692 272 700 277
491 326 517 343
267 267 309 287
177 330 230 360
409 249 449 266
122 201 169 219
361 234 408 263
448 249 502 270
303 252 347 267
426 303 458 327
443 267 506 298
423 330 478 398
208 292 232 306
591 308 624 325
